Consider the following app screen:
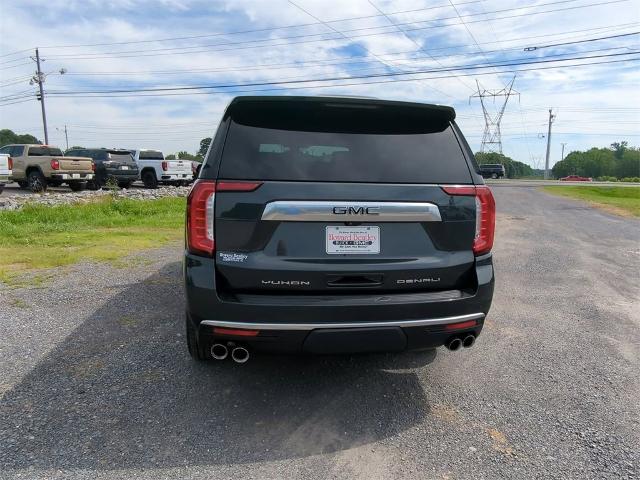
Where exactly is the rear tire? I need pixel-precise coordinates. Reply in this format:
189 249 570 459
27 170 47 193
186 314 208 361
491 173 498 179
69 182 87 192
142 170 158 189
0 184 4 194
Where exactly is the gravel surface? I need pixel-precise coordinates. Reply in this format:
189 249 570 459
0 187 638 479
0 185 190 210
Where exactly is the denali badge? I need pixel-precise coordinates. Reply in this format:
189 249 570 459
261 280 311 286
397 278 441 284
333 206 380 215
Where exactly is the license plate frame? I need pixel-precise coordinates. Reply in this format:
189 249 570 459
326 226 380 255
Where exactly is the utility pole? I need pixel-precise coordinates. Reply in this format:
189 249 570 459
544 109 555 179
35 48 48 144
64 125 69 150
560 142 567 161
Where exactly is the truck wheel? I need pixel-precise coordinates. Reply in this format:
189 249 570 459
142 170 158 189
186 314 208 361
17 181 28 189
491 173 498 179
0 184 4 194
69 182 87 192
28 170 47 193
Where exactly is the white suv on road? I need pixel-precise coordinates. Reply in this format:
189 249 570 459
130 149 193 188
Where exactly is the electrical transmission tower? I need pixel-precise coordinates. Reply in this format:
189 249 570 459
470 76 519 154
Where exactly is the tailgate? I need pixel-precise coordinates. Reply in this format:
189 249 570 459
57 156 93 172
214 182 476 294
167 160 192 173
0 155 9 174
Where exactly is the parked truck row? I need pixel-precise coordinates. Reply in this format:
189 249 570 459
0 145 196 193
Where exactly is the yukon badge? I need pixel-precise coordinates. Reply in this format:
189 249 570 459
261 280 311 286
333 206 380 215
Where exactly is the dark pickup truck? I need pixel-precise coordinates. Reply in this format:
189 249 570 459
479 164 506 179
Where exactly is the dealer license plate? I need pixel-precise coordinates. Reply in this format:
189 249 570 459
326 226 380 254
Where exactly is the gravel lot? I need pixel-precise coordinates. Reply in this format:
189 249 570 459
0 187 638 479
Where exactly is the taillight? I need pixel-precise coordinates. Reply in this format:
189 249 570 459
7 157 13 170
187 180 216 257
161 161 168 171
186 180 263 257
441 185 495 256
50 159 60 170
91 162 96 172
216 181 262 191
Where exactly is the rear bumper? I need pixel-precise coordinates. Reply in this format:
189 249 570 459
184 252 494 354
161 173 193 181
103 168 139 180
51 173 94 181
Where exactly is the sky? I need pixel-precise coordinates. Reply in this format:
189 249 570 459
0 0 639 168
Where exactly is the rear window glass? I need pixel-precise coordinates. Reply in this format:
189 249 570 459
108 153 135 163
220 122 471 183
139 150 164 160
29 146 63 156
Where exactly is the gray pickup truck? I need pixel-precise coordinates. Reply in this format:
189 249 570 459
478 163 506 179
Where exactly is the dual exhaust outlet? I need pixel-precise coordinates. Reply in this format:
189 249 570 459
211 343 250 363
446 334 476 351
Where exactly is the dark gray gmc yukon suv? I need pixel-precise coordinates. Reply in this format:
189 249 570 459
184 96 495 363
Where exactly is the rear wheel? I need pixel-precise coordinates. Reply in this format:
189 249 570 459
0 184 4 194
27 170 47 193
491 173 498 179
142 170 158 189
69 182 87 192
186 314 208 361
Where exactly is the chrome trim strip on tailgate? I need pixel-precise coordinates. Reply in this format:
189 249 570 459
261 201 442 222
201 312 483 331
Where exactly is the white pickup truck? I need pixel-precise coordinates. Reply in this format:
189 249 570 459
0 153 13 194
130 149 193 188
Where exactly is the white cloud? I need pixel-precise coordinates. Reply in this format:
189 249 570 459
1 0 639 163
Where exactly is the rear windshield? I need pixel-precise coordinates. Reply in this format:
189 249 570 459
139 150 164 160
29 146 63 157
109 153 134 162
219 122 472 183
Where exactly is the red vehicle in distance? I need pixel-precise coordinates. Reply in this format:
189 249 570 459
560 175 593 182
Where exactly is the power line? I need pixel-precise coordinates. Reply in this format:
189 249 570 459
54 22 638 76
35 55 640 100
36 0 631 61
43 50 640 96
24 0 490 51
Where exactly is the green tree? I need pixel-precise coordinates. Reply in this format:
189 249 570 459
474 152 534 178
552 143 638 179
0 129 40 147
198 137 212 157
611 141 628 160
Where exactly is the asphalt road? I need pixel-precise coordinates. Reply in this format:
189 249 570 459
0 187 638 479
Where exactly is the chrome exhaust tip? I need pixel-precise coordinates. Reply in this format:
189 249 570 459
447 338 463 351
211 343 229 360
462 334 476 348
231 346 250 364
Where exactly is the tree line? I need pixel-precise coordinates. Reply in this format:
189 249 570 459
474 152 537 178
551 142 639 181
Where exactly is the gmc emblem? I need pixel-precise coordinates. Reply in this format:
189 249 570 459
332 206 380 215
